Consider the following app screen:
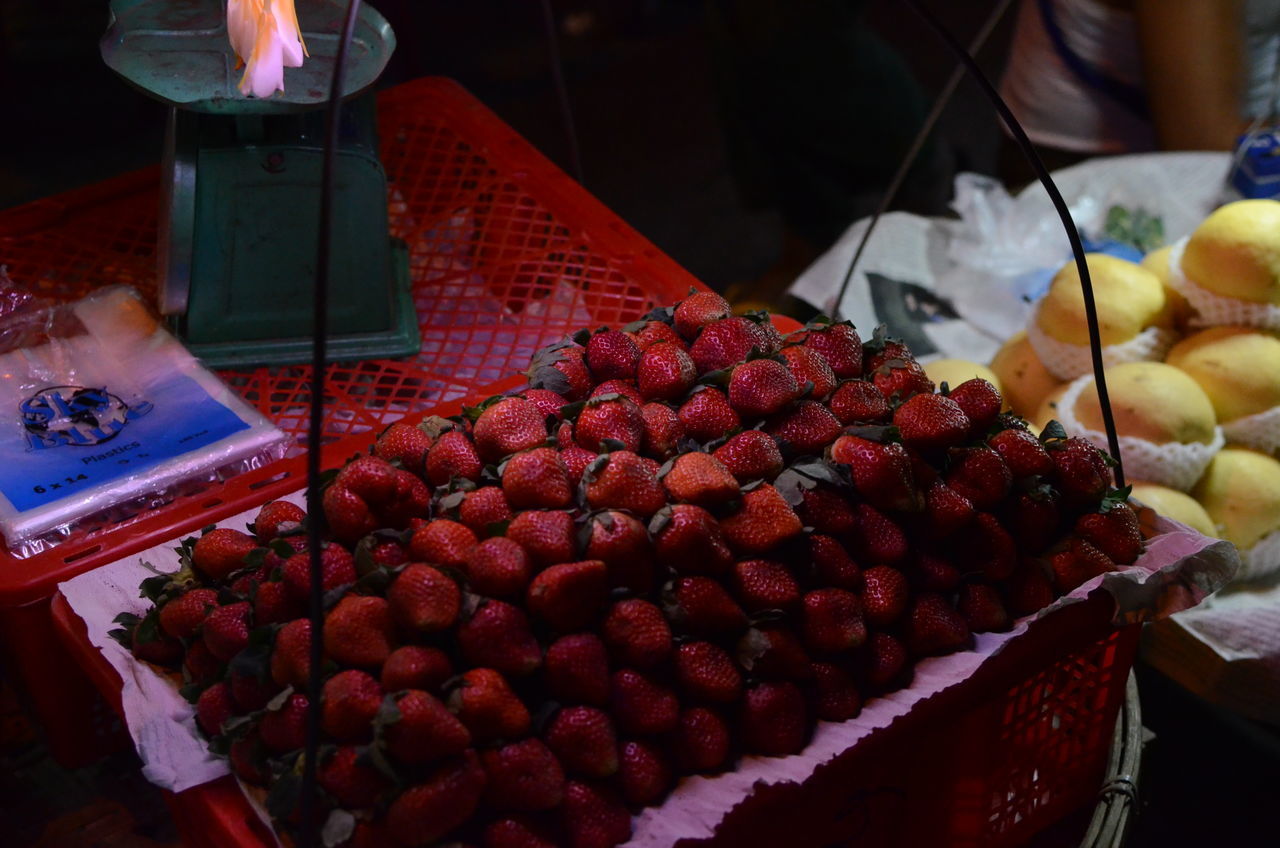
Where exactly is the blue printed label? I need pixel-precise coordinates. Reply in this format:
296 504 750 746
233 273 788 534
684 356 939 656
0 374 250 512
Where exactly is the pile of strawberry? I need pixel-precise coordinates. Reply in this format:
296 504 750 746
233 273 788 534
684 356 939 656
116 291 1143 848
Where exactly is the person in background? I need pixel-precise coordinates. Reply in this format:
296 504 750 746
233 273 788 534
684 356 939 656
998 0 1280 186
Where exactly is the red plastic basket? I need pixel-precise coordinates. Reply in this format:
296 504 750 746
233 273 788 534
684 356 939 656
0 77 708 765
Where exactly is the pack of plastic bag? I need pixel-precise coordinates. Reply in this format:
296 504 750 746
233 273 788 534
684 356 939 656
0 278 289 556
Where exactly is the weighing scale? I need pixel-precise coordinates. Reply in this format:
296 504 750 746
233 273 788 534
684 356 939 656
100 0 419 368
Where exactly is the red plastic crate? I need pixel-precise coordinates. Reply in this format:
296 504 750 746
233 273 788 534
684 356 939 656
0 77 708 764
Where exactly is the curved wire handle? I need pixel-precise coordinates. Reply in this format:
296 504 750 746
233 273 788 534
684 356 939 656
900 0 1125 486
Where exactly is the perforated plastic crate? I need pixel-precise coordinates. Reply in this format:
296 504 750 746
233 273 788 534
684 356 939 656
0 77 707 764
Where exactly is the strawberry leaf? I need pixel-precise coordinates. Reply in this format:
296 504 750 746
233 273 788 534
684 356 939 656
841 424 901 443
621 318 649 334
265 686 295 713
599 438 627 453
1099 486 1133 512
486 519 511 537
178 681 204 704
641 304 676 323
698 367 733 388
571 328 593 347
417 415 457 439
265 770 302 823
1039 420 1068 444
436 490 467 513
648 506 673 537
138 574 172 602
107 627 132 648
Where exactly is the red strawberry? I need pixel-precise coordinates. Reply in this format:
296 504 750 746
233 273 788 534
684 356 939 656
810 534 863 590
508 510 578 567
584 511 656 593
544 706 620 778
1047 436 1111 509
637 342 697 401
665 576 748 639
322 669 382 742
713 430 784 483
561 444 600 484
388 564 461 633
321 485 376 545
866 340 934 401
367 538 410 569
989 427 1054 478
1075 501 1143 565
1002 488 1063 554
225 670 276 711
448 668 532 742
674 641 743 703
690 316 769 374
409 518 478 569
674 290 731 340
582 451 666 517
270 618 311 688
948 378 1003 436
259 692 308 752
545 633 612 706
631 319 687 351
600 600 671 671
719 483 803 555
800 321 862 378
523 388 569 419
677 387 741 442
954 512 1017 580
529 342 593 401
861 631 909 690
1050 536 1115 593
909 551 962 593
639 401 684 460
182 641 221 685
828 380 891 424
611 670 680 735
254 580 303 626
945 446 1013 510
849 503 910 565
661 451 740 506
229 732 267 786
921 479 976 537
382 645 453 693
502 447 573 509
830 435 921 512
282 544 357 601
425 430 484 487
374 422 433 476
335 455 399 506
561 781 632 848
325 595 393 669
802 589 866 653
575 395 645 453
957 582 1010 632
590 379 645 406
474 397 549 463
585 330 641 381
649 504 734 576
793 485 855 536
1005 560 1057 616
191 528 257 581
812 661 862 721
482 738 566 812
860 565 909 628
618 739 673 807
195 681 233 736
765 400 842 455
484 817 559 848
159 588 218 640
459 600 542 677
319 746 386 809
466 537 534 598
732 559 801 612
387 751 487 847
741 681 808 756
527 560 609 631
737 626 813 681
379 468 432 528
252 500 306 543
729 358 801 418
673 707 732 773
893 393 971 456
202 601 250 662
780 344 837 400
903 594 971 656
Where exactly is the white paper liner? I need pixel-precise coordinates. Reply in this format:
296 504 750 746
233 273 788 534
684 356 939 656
59 500 1235 846
1055 375 1225 492
1167 236 1280 331
1026 319 1177 381
1237 528 1280 583
1221 403 1280 456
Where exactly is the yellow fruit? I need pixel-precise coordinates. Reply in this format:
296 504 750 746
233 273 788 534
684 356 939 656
924 359 1002 395
1181 199 1280 304
990 331 1062 420
1165 327 1280 422
1140 244 1193 329
1032 383 1072 434
1129 482 1217 536
1073 362 1217 445
1191 448 1280 548
1035 253 1168 346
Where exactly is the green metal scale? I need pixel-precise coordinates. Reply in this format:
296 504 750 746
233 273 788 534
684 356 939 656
101 0 418 368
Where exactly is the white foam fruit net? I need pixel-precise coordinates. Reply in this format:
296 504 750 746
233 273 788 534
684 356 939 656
1220 403 1280 456
1238 528 1280 583
1167 237 1280 331
1027 319 1178 381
